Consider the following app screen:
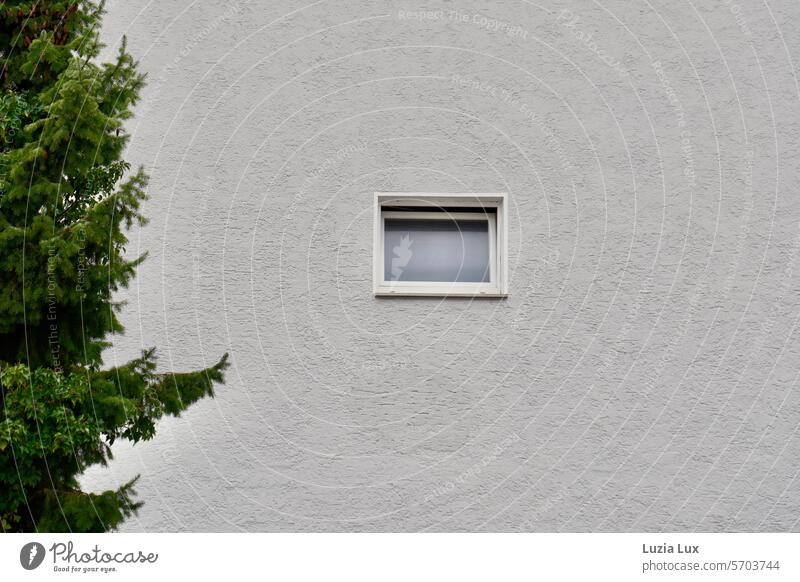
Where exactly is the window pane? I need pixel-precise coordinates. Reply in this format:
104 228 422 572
384 218 490 283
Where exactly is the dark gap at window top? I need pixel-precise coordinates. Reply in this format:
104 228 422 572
384 218 489 233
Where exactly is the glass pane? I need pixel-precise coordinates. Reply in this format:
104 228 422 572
384 218 490 283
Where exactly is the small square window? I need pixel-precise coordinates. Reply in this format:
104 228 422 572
374 193 508 296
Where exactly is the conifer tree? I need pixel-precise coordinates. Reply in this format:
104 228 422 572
0 1 228 532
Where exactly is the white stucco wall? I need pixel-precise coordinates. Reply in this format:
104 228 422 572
81 0 800 531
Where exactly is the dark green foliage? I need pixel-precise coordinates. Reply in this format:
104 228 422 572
0 354 228 532
0 2 228 532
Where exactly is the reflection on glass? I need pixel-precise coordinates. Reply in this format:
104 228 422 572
384 218 490 283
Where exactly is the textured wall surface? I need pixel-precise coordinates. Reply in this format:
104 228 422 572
81 0 800 531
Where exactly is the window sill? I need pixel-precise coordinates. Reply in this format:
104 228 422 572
374 286 508 298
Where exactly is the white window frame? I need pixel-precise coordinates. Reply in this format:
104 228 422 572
373 193 508 297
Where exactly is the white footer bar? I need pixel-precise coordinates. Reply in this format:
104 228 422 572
2 533 797 581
